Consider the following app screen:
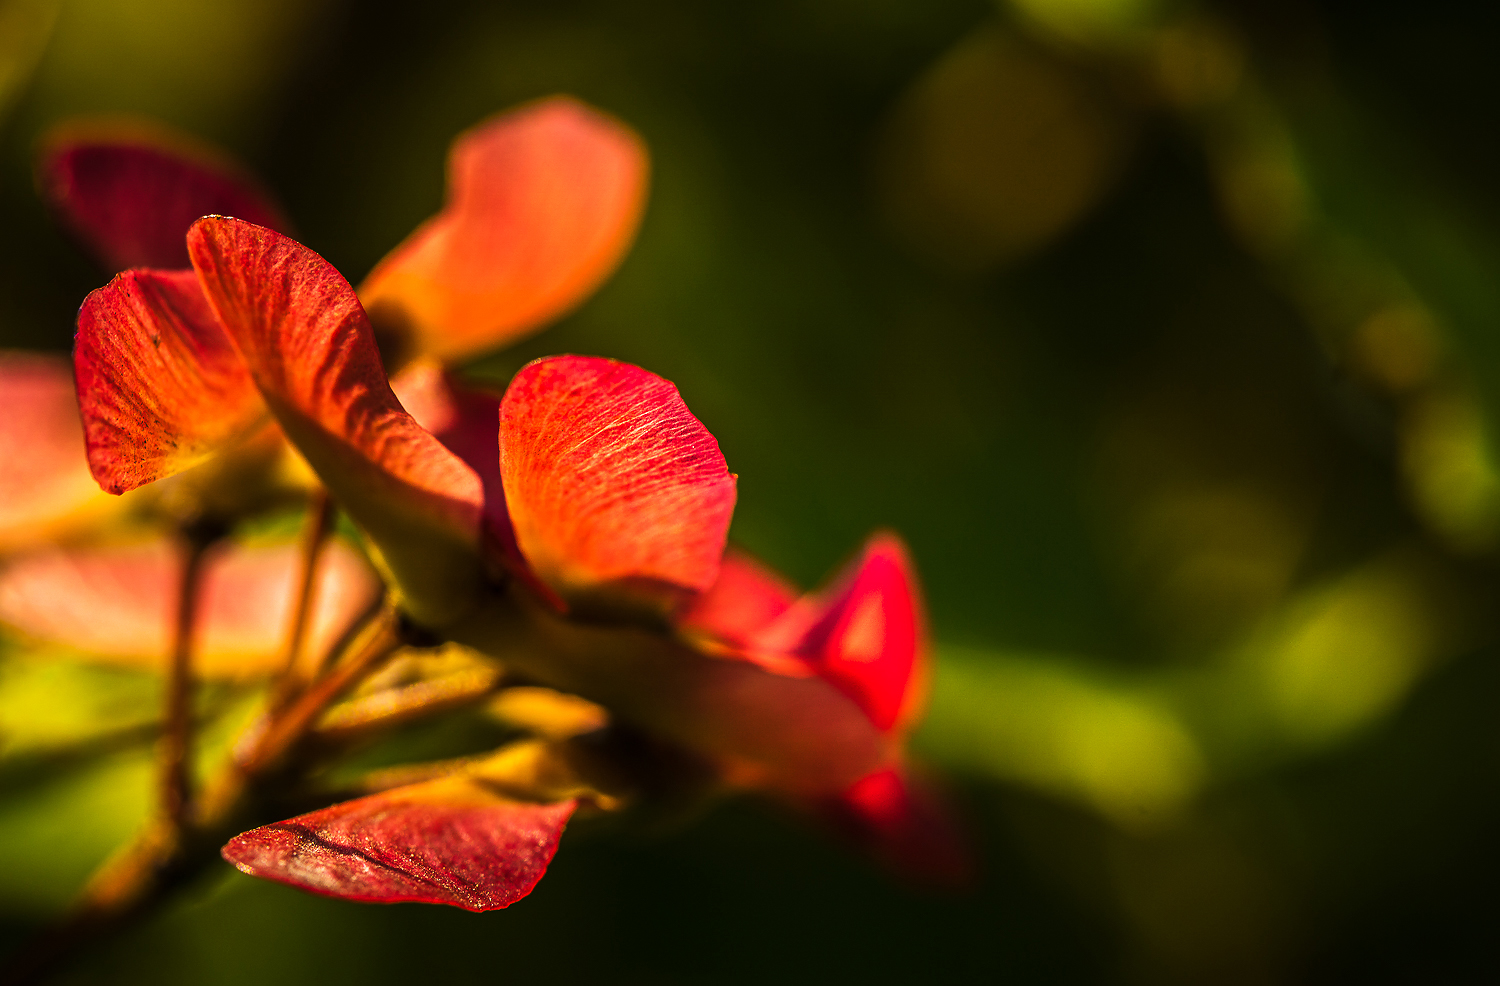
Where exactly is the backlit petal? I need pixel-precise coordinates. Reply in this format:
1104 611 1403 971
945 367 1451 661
0 352 114 549
756 533 928 733
0 537 380 678
499 356 736 615
222 777 574 910
74 268 264 493
187 218 484 626
359 97 648 364
39 120 288 271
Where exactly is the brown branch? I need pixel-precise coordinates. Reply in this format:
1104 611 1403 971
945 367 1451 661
158 526 217 832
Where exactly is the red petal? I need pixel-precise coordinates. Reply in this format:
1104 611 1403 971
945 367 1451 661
186 218 484 626
39 121 289 271
833 764 972 887
678 548 798 647
390 361 512 545
359 97 648 363
0 352 112 548
0 537 380 677
74 268 264 493
221 779 575 910
498 356 736 613
756 533 928 733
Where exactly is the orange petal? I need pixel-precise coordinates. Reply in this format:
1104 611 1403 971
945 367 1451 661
752 533 928 733
222 778 574 910
359 97 648 364
0 537 380 678
74 268 265 494
39 119 289 272
0 352 114 549
186 218 484 626
499 356 736 615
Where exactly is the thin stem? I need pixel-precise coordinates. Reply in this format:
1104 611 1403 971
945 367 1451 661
271 489 336 705
242 602 404 777
159 528 215 831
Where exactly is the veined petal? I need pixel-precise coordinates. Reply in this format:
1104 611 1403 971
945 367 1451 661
499 356 736 615
0 352 115 549
187 218 484 626
39 120 289 272
755 533 928 733
359 96 648 364
75 268 264 494
222 776 575 910
0 537 380 678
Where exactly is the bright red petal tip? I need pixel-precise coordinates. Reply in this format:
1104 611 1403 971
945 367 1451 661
758 533 928 733
74 268 264 493
499 355 737 613
221 780 575 911
186 217 484 626
0 351 111 549
359 96 649 363
0 537 380 677
834 764 972 887
39 121 289 271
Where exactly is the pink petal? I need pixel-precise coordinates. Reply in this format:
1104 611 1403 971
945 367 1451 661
359 96 648 364
74 268 264 493
498 356 736 615
222 779 574 910
0 537 380 677
39 121 289 271
186 217 484 626
0 352 111 548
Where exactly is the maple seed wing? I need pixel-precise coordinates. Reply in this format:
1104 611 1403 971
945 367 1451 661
786 532 929 733
359 96 648 364
498 355 736 615
40 124 289 271
221 778 575 911
74 268 265 493
0 537 381 678
0 352 112 548
186 217 485 627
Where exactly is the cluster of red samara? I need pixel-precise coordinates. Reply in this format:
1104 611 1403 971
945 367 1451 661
0 97 964 910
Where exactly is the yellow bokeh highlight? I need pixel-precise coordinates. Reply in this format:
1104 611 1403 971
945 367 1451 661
1400 387 1500 553
1243 551 1451 748
921 648 1206 831
878 24 1130 271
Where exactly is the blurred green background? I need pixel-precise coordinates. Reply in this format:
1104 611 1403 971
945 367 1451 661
4 0 1500 981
